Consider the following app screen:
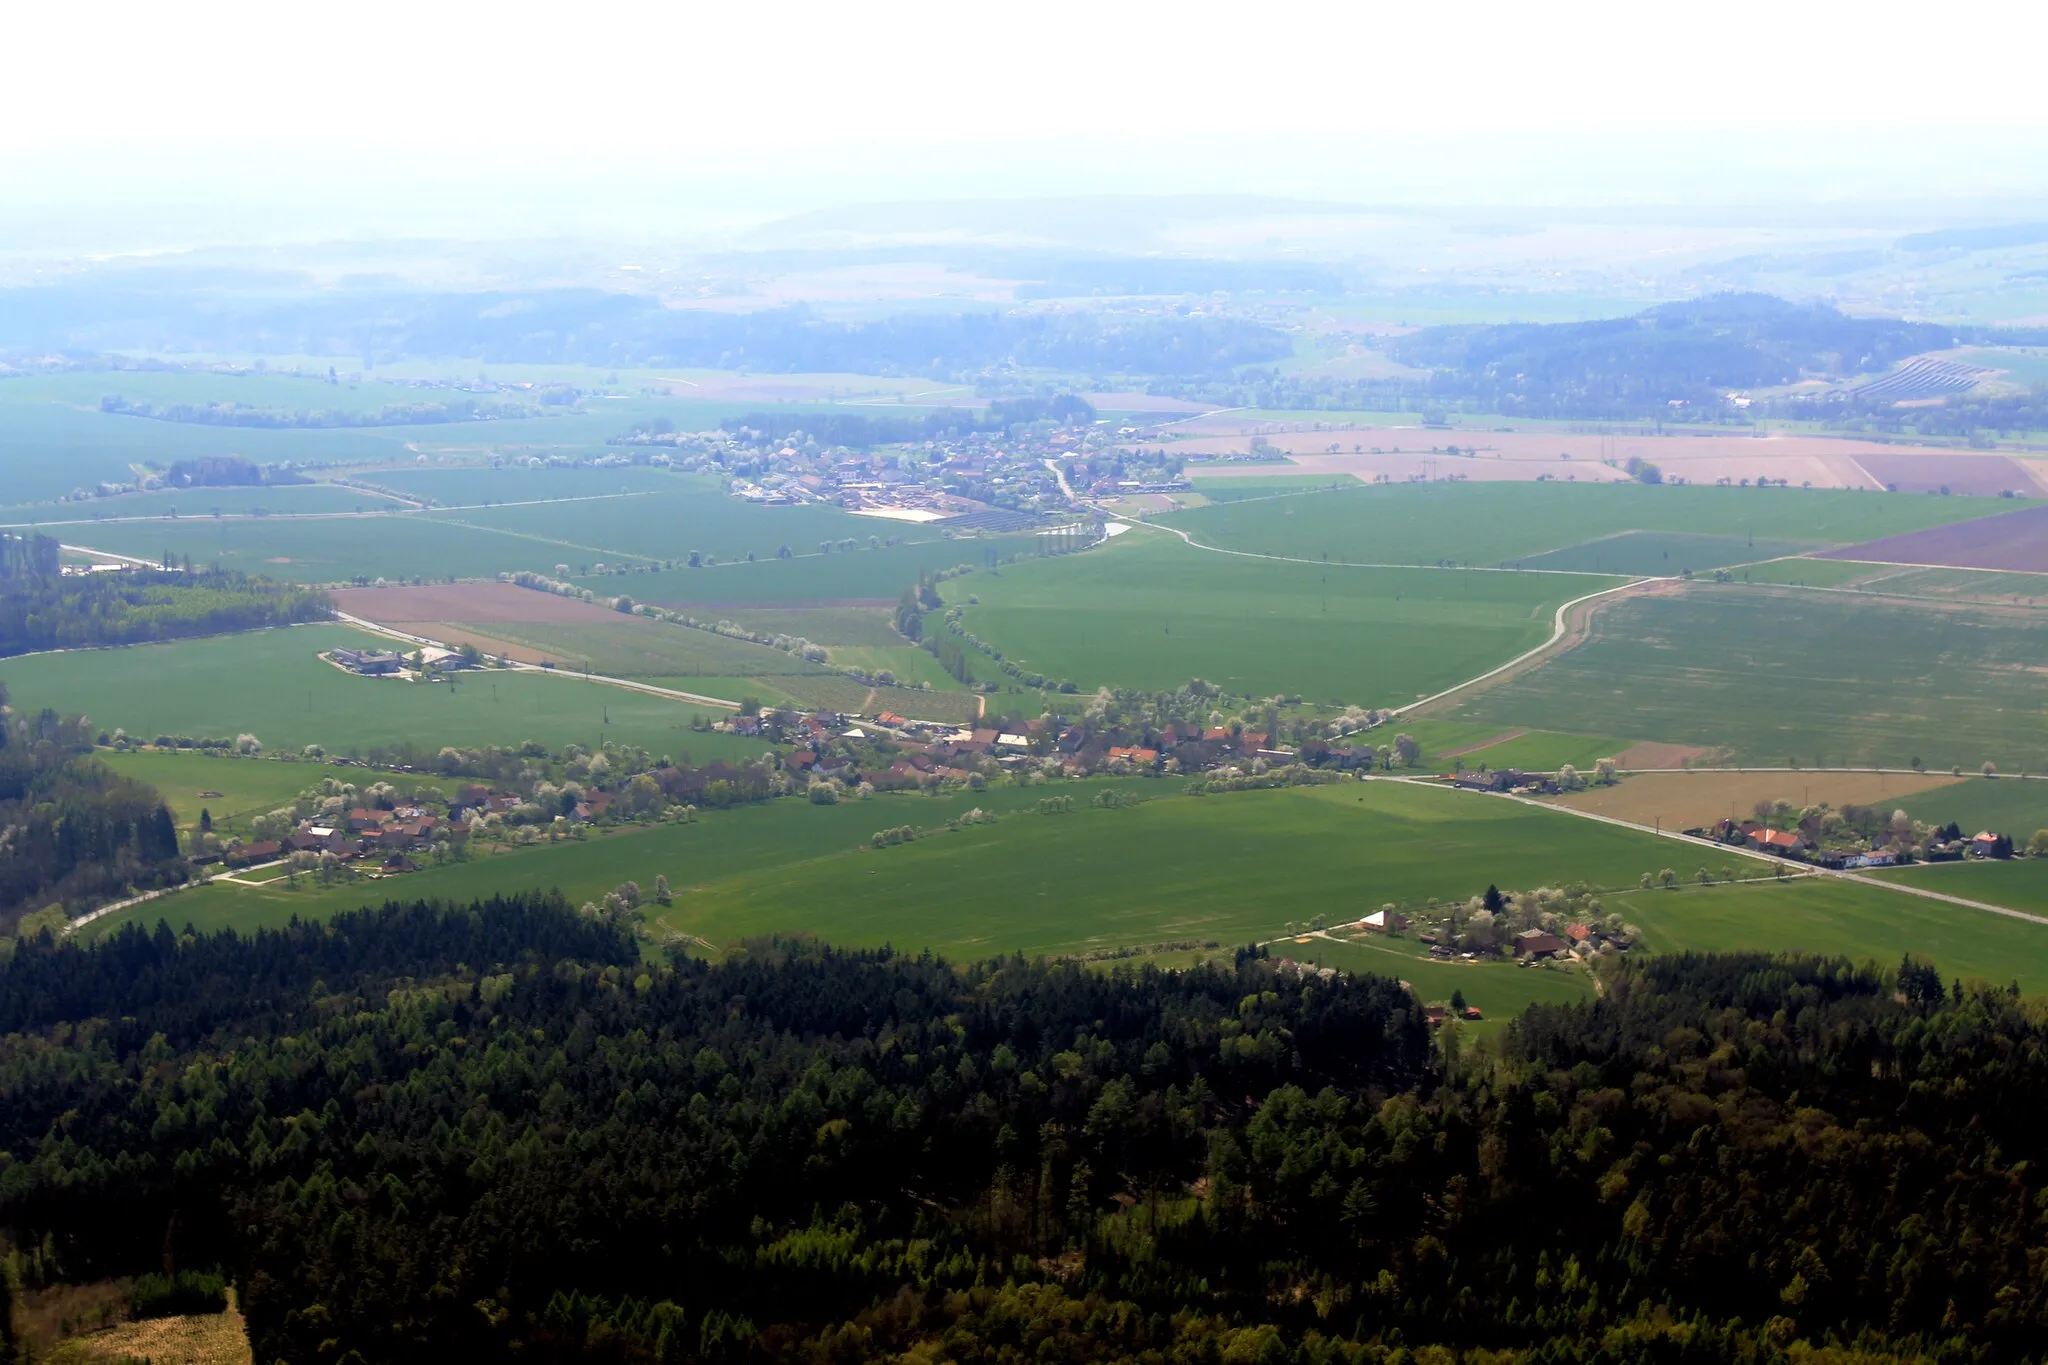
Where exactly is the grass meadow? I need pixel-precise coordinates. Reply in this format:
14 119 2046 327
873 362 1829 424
956 530 1605 703
583 535 1043 608
1454 584 2048 772
0 482 407 526
0 625 771 760
62 512 551 583
1160 482 2019 569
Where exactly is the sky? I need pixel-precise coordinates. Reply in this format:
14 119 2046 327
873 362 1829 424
5 0 2048 245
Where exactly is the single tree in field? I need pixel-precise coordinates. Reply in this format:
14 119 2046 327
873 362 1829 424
1658 868 1678 889
1982 761 1998 778
1695 867 1712 885
1393 734 1421 768
1639 872 1653 889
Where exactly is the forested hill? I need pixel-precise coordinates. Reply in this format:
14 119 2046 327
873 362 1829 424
1392 293 1956 418
0 285 1291 377
3 896 2047 1363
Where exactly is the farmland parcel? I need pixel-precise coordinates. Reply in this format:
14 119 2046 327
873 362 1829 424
1453 584 2048 772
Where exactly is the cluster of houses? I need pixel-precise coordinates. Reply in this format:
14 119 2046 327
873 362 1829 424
1700 817 2018 868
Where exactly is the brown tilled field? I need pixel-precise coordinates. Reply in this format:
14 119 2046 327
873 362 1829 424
1851 452 2048 497
1548 769 1962 832
332 581 620 625
1176 430 2030 491
1817 502 2048 571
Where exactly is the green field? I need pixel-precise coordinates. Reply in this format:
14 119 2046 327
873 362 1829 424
1160 482 2021 569
956 530 1606 703
1874 860 2048 918
1187 475 1365 502
1897 778 2048 835
440 615 838 682
1455 584 2048 772
1608 876 2048 991
95 749 457 834
703 606 903 646
430 474 938 568
359 463 684 505
1516 531 1814 576
61 512 552 583
0 625 773 760
0 482 407 526
580 535 1041 608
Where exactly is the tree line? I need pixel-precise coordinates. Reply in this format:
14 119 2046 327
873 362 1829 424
2 893 2044 1362
0 550 332 656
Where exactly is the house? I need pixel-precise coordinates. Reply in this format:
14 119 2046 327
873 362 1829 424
1203 727 1231 743
875 712 907 728
1749 828 1805 855
1969 831 2012 859
1360 909 1410 933
1107 746 1159 766
997 733 1030 749
1514 929 1569 959
380 853 421 874
1463 1005 1484 1021
729 715 764 737
787 749 817 772
1845 851 1898 869
332 647 405 676
1564 922 1594 943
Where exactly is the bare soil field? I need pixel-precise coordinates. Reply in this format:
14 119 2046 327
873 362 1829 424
1817 503 2048 571
333 581 623 625
1174 431 2033 491
1851 452 2048 496
1611 741 1718 769
1549 769 1962 832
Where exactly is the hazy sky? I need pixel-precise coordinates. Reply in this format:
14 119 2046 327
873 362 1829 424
6 0 2048 246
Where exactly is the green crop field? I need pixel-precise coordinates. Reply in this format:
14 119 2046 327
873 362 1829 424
703 606 902 646
1516 531 1814 576
1160 482 2019 569
0 625 774 760
1897 778 2048 835
95 749 457 834
429 475 932 568
61 511 551 583
360 463 683 505
85 776 1169 940
1187 475 1365 502
1454 584 2048 772
439 616 837 681
0 482 406 527
574 534 1045 607
1874 860 2048 918
1605 877 2048 991
956 530 1605 704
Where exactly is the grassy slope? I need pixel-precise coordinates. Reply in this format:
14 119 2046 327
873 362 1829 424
1456 585 2048 771
0 625 771 759
957 531 1607 703
1160 482 2021 568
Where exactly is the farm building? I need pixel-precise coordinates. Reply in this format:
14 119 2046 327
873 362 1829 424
1360 908 1410 933
1514 929 1569 959
331 647 405 675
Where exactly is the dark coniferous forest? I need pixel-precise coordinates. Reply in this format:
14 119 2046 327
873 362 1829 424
0 895 2044 1363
